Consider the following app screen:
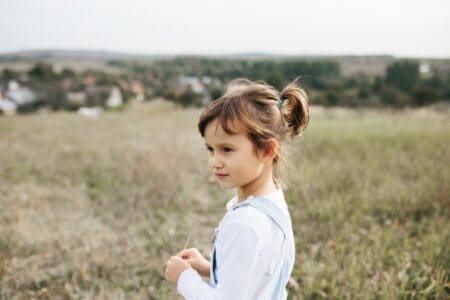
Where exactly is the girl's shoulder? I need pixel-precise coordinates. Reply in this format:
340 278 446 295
221 188 289 232
222 202 268 228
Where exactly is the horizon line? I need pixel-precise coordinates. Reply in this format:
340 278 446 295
1 48 449 60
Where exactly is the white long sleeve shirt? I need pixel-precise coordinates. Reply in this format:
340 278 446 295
177 188 292 299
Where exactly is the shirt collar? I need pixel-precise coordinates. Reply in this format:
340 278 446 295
225 187 287 212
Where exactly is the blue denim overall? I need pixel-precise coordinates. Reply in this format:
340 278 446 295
209 196 295 299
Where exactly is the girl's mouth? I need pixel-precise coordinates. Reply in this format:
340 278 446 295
214 173 229 180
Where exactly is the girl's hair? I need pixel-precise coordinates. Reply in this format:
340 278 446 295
198 78 309 184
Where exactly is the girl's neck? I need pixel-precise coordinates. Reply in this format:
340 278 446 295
236 169 278 203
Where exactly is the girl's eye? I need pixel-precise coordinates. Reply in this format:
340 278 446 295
206 147 213 153
223 147 233 153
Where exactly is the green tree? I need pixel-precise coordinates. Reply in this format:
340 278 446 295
412 87 438 106
380 85 412 107
28 62 56 82
208 86 224 101
178 87 203 107
267 70 284 90
1 68 19 82
385 60 419 92
59 68 76 79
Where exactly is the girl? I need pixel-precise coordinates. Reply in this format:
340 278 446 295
164 78 309 299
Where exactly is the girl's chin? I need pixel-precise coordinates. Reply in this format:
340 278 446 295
216 181 236 189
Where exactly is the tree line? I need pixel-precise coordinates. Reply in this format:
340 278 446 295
1 57 449 111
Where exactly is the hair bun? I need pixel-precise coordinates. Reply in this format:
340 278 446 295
279 79 309 137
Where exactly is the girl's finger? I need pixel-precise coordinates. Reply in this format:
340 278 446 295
177 249 191 257
178 251 190 259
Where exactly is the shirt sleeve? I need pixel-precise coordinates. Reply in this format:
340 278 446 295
177 222 266 299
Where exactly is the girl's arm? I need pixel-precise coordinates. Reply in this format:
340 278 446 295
177 222 267 299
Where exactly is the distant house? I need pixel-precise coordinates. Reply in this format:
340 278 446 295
177 76 210 104
78 106 103 118
6 88 37 105
106 86 123 107
130 80 145 102
2 80 38 111
67 91 87 106
83 74 97 86
85 86 110 106
0 99 17 115
8 80 19 91
201 76 212 85
0 86 17 115
67 85 122 109
178 76 205 94
419 63 432 78
116 79 146 101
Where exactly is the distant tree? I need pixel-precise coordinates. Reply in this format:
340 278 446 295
178 87 203 107
385 60 419 92
442 76 450 100
106 59 124 67
85 86 110 107
311 93 328 106
380 85 412 107
358 84 372 99
208 86 224 101
32 82 67 110
425 74 450 100
372 76 384 93
309 77 327 90
1 68 19 82
343 77 358 89
345 92 361 107
131 63 149 74
28 62 56 82
343 74 372 99
428 75 445 90
324 85 345 106
96 73 117 85
267 70 284 90
59 68 76 78
412 87 438 106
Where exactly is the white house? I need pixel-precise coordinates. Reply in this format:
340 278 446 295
67 91 87 106
5 80 37 106
106 86 123 108
0 100 17 116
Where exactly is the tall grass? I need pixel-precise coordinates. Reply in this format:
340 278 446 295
0 101 448 299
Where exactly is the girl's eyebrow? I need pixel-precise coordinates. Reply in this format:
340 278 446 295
205 142 236 148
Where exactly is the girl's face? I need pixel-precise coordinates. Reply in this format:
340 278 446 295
204 118 269 191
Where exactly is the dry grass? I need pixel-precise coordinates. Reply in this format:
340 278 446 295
0 101 449 299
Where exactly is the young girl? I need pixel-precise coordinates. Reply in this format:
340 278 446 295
164 78 309 299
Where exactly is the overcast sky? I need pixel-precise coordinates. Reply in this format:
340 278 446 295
1 0 449 58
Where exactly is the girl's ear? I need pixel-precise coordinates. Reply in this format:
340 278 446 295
263 138 278 160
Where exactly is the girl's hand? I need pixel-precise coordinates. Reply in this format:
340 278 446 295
177 248 211 277
164 256 192 285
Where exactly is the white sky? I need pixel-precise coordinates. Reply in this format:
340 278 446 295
1 0 449 58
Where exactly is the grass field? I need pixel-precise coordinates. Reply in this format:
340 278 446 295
0 101 449 299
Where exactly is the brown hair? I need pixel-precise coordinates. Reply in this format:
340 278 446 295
198 78 309 183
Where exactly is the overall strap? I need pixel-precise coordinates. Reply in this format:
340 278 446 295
244 197 293 240
244 197 295 300
209 227 219 287
209 246 218 287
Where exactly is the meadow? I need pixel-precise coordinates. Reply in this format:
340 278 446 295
0 100 449 299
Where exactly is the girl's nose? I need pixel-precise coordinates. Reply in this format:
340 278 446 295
209 153 223 169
